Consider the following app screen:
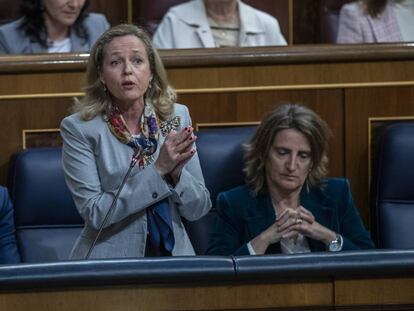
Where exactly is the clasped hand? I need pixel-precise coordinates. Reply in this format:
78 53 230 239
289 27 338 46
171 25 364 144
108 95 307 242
154 126 196 184
253 206 337 254
252 206 335 254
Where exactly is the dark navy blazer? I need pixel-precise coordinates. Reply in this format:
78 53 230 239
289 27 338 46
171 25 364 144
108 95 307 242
0 186 21 264
207 178 375 255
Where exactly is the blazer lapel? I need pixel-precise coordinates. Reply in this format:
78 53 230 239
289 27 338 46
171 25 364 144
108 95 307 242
28 41 47 54
238 0 265 46
300 186 334 251
245 194 275 241
368 3 403 42
176 0 215 47
193 2 215 48
70 31 89 52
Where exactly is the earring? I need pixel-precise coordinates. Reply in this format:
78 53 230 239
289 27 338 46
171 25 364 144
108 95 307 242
102 83 107 93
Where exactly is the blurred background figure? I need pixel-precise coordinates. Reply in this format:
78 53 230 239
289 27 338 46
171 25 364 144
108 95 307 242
337 0 414 43
153 0 287 49
0 0 110 54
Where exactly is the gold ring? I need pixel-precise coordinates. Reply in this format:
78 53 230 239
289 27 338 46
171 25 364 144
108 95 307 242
296 218 302 224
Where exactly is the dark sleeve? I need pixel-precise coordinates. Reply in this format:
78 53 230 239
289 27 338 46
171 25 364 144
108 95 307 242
338 179 376 250
0 188 21 264
206 192 250 256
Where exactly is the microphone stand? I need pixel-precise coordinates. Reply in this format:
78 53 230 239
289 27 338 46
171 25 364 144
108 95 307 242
85 150 140 259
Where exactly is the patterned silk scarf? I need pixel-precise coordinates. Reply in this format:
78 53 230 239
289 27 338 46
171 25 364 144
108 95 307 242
106 103 175 255
107 104 159 167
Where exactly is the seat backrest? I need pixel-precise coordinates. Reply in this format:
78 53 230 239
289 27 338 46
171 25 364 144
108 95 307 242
372 122 414 249
319 0 355 43
0 0 20 25
183 125 257 255
8 147 83 262
133 0 187 37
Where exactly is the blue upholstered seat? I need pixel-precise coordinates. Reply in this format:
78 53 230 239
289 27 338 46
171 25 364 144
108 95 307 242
9 147 83 262
183 125 257 255
372 122 414 249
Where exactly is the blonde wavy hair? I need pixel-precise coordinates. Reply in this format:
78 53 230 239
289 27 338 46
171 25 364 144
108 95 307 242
73 24 176 121
244 103 331 196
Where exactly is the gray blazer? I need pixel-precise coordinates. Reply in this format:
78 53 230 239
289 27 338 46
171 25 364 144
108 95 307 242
60 104 212 259
337 1 403 43
0 13 110 54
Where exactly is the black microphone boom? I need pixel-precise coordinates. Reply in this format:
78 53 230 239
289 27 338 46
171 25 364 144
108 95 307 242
84 150 140 259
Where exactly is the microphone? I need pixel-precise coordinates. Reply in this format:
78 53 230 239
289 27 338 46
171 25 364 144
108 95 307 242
84 149 140 259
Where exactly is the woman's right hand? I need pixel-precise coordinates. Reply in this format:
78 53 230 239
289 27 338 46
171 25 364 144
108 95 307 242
250 207 315 254
250 222 286 254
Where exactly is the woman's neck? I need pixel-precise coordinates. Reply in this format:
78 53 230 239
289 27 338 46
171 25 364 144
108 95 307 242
43 15 69 42
204 0 238 23
117 100 145 135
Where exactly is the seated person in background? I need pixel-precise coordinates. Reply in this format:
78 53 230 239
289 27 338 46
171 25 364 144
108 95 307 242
61 24 211 259
207 103 375 256
337 0 414 43
153 0 287 49
0 186 21 264
0 0 110 54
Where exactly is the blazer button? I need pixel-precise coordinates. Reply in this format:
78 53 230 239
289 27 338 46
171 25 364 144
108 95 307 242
152 192 158 199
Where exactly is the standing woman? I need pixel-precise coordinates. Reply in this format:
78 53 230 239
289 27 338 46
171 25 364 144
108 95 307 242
337 0 414 43
207 104 374 255
61 24 211 259
0 0 110 54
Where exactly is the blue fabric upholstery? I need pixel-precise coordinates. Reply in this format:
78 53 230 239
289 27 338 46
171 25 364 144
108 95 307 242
372 122 414 249
8 148 83 262
183 125 257 255
0 186 21 264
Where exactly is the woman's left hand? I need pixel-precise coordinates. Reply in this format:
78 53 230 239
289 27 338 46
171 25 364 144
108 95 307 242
277 206 336 245
154 126 197 186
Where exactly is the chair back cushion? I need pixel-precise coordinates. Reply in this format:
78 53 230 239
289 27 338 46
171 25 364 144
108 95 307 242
133 0 187 36
0 0 20 25
9 147 83 262
319 0 355 42
183 125 256 255
373 122 414 249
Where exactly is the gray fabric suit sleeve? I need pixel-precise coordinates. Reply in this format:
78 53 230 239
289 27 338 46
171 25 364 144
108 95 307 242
169 105 212 221
61 117 173 230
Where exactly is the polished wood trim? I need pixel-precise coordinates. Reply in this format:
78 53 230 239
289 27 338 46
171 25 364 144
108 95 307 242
159 44 414 68
22 128 60 149
0 281 332 311
2 44 414 73
335 277 414 306
2 80 414 100
195 121 260 131
0 93 84 100
127 0 133 23
0 53 88 73
175 81 414 94
288 0 294 45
